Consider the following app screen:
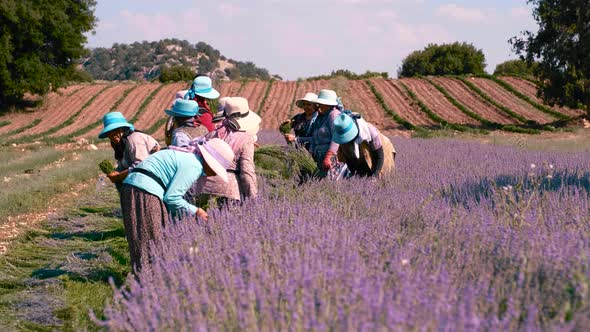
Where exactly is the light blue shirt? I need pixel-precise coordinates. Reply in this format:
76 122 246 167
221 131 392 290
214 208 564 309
123 149 204 215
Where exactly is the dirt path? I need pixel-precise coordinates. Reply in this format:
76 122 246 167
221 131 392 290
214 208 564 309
469 77 556 124
499 77 584 118
431 77 516 125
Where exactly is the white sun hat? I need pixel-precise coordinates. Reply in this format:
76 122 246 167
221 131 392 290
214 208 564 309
295 92 318 108
313 89 339 106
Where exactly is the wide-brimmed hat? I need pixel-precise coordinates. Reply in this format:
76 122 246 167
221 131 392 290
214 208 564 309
190 76 220 99
224 97 261 136
296 92 318 108
165 99 199 117
333 113 359 144
195 138 235 183
212 97 231 123
98 112 135 139
313 89 339 106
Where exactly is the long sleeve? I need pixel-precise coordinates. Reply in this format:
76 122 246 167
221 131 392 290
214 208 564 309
328 110 340 154
163 163 202 215
237 139 257 199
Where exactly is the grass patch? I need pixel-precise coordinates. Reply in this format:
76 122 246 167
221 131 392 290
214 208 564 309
365 80 415 130
0 149 111 223
0 186 129 331
145 117 167 136
0 121 10 128
0 147 66 178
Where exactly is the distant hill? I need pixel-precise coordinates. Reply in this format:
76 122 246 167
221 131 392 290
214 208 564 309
81 39 275 82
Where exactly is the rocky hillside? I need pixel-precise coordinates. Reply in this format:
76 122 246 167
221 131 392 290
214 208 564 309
81 39 274 82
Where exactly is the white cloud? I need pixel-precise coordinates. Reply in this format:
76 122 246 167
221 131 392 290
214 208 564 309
437 4 486 23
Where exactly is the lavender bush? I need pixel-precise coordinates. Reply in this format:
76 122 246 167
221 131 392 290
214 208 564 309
97 136 590 331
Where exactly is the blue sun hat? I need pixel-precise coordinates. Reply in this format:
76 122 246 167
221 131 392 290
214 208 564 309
185 76 220 100
332 113 359 144
165 99 199 117
98 112 135 139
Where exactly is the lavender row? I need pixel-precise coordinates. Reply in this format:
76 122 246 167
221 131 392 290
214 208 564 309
97 136 590 330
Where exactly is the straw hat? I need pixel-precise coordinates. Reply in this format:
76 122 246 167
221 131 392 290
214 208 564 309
165 99 199 117
332 113 359 144
190 76 220 99
295 92 318 108
195 138 235 183
98 112 135 139
313 89 339 106
212 97 231 123
223 97 261 136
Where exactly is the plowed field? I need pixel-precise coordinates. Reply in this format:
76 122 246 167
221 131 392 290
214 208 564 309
237 81 269 112
0 86 86 136
86 83 161 138
370 78 436 127
50 84 133 137
218 81 242 97
11 84 108 139
400 78 479 126
499 77 584 118
431 78 516 125
259 82 298 129
133 83 185 131
341 80 401 131
469 78 556 124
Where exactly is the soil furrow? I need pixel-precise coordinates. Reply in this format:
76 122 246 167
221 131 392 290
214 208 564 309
50 84 132 137
370 78 435 127
134 83 185 131
470 78 556 123
431 78 515 125
499 77 584 117
343 80 401 131
260 81 297 130
236 81 268 112
401 78 479 125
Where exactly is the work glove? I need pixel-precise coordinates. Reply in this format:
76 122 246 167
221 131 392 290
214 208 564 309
322 151 335 170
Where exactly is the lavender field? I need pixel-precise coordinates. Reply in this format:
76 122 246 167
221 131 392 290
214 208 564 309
96 134 590 331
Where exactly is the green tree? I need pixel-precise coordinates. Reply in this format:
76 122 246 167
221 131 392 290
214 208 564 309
493 59 538 77
0 0 97 106
511 0 590 115
398 42 486 77
159 65 196 83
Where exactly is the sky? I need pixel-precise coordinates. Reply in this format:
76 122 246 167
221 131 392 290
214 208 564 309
85 0 538 80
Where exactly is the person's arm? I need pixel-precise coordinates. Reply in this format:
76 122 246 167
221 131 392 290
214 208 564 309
371 147 385 177
238 139 257 199
107 169 129 183
171 131 191 148
197 113 215 132
163 164 202 216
